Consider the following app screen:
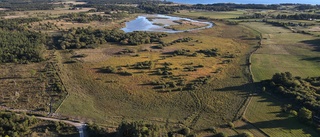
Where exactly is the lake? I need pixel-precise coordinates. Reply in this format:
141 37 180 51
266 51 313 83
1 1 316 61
121 14 213 33
169 0 319 5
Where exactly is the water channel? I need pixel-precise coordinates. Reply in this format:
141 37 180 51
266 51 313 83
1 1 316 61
121 14 213 33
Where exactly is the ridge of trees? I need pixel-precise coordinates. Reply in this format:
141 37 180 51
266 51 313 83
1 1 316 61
75 1 285 15
273 13 320 20
0 0 62 11
59 12 129 23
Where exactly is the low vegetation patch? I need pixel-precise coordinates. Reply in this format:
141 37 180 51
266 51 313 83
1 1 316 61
0 111 78 137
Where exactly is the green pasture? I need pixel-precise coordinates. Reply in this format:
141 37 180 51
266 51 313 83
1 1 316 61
246 94 318 137
176 10 246 19
242 21 320 136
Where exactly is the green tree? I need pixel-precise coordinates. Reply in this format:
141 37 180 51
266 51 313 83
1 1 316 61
298 107 312 121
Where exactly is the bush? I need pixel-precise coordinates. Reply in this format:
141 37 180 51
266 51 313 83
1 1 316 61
102 66 116 73
289 110 298 116
227 122 234 128
298 107 312 121
180 127 191 136
215 132 227 137
117 121 163 137
119 71 133 76
205 127 217 133
240 132 254 137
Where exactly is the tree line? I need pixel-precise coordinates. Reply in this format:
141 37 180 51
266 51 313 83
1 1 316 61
273 13 320 20
0 111 77 137
59 12 129 23
0 0 63 11
262 72 320 124
75 1 284 15
57 27 168 49
0 18 42 31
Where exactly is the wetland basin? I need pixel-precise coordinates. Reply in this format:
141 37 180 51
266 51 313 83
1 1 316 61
121 14 213 33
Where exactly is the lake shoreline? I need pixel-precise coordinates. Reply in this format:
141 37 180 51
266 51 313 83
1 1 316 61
121 14 214 33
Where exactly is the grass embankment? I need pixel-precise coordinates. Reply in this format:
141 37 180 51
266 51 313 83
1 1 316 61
57 21 258 131
243 22 320 136
163 19 209 31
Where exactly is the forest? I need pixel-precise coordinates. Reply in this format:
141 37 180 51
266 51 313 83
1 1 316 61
0 18 46 63
0 0 62 11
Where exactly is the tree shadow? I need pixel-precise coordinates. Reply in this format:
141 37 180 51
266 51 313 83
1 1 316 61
237 117 318 136
301 57 320 62
215 82 259 94
93 68 110 74
300 39 320 52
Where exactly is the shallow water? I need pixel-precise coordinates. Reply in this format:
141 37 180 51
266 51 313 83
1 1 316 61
121 15 213 33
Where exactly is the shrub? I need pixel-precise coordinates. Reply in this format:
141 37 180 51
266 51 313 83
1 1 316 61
205 127 217 133
119 71 133 76
240 132 254 137
117 121 162 137
102 66 116 73
227 122 234 128
289 110 298 116
298 107 312 121
180 127 191 136
215 132 227 137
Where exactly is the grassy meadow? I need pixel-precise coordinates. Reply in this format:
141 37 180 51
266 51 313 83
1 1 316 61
242 22 320 136
176 10 247 19
246 93 319 137
243 22 320 81
56 21 258 131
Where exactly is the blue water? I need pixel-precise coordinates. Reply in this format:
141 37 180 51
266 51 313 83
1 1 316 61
121 15 213 33
169 0 319 5
121 16 163 32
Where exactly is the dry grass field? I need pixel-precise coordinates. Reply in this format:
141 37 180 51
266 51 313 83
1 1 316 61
0 63 49 110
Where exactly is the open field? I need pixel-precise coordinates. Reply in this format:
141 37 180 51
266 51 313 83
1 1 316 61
0 63 49 110
3 7 93 19
243 22 320 81
246 93 319 137
56 21 258 131
242 21 320 136
175 10 247 19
